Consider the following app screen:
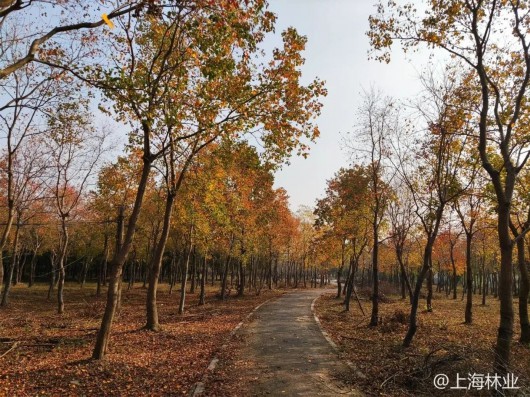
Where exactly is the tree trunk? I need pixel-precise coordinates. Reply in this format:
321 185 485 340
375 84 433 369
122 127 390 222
403 240 433 347
1 218 20 307
190 249 197 294
28 248 37 288
92 154 152 360
47 253 57 300
397 252 413 304
237 260 245 297
516 237 530 344
178 233 193 315
451 260 457 300
426 265 433 312
145 193 175 331
465 232 473 324
493 205 514 376
220 237 234 300
481 260 487 306
57 217 69 314
199 255 206 305
97 234 109 297
370 224 379 326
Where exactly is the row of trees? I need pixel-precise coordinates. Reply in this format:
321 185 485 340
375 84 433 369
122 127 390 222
0 1 327 360
314 55 530 386
364 0 530 380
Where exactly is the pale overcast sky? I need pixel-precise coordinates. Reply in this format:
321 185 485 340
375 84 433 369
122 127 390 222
266 0 428 211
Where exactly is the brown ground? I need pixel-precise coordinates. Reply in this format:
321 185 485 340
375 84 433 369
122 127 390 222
0 282 283 396
315 286 530 396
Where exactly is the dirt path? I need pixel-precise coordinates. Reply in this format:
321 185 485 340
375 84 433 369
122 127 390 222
216 289 361 396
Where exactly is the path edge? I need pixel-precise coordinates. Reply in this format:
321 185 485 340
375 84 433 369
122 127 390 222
189 295 278 396
311 294 366 380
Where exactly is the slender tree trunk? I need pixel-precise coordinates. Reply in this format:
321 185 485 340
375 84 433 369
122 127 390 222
370 225 379 326
115 208 125 312
0 150 16 304
220 236 234 300
344 262 354 311
190 249 197 294
97 234 109 297
145 193 175 331
81 258 90 288
178 231 193 315
168 252 177 295
268 254 273 290
92 154 152 360
13 248 20 287
57 217 69 314
516 237 530 343
397 252 413 304
426 265 433 312
481 259 487 306
1 218 20 306
199 255 206 305
237 260 245 297
403 240 433 347
451 258 457 300
29 248 38 288
465 233 473 324
336 265 343 298
47 253 57 300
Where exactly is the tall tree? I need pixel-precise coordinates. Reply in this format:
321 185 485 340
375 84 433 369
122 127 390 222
44 101 106 314
346 88 394 326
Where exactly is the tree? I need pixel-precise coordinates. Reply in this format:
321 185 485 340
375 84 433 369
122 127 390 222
346 88 395 326
390 73 470 347
44 101 106 314
509 168 530 343
387 186 415 303
454 173 485 324
314 166 371 302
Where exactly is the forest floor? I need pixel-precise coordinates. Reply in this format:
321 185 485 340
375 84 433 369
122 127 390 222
314 286 530 397
0 282 284 396
203 289 361 396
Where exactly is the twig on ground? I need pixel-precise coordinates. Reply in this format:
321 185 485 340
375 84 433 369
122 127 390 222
0 341 19 359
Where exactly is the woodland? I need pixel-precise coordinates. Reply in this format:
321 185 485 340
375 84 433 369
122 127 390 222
1 1 530 396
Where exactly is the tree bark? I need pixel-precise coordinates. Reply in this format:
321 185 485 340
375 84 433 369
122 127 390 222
493 205 514 375
178 231 193 315
403 239 434 347
145 192 175 331
370 222 380 326
220 235 234 300
465 232 473 324
516 237 530 343
199 255 206 305
56 216 69 314
92 155 152 360
426 265 433 312
0 216 20 306
397 251 413 304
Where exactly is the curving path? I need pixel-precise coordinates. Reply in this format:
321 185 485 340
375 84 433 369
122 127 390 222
228 289 361 396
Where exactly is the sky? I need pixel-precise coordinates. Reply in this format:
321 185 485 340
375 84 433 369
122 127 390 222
264 0 429 212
